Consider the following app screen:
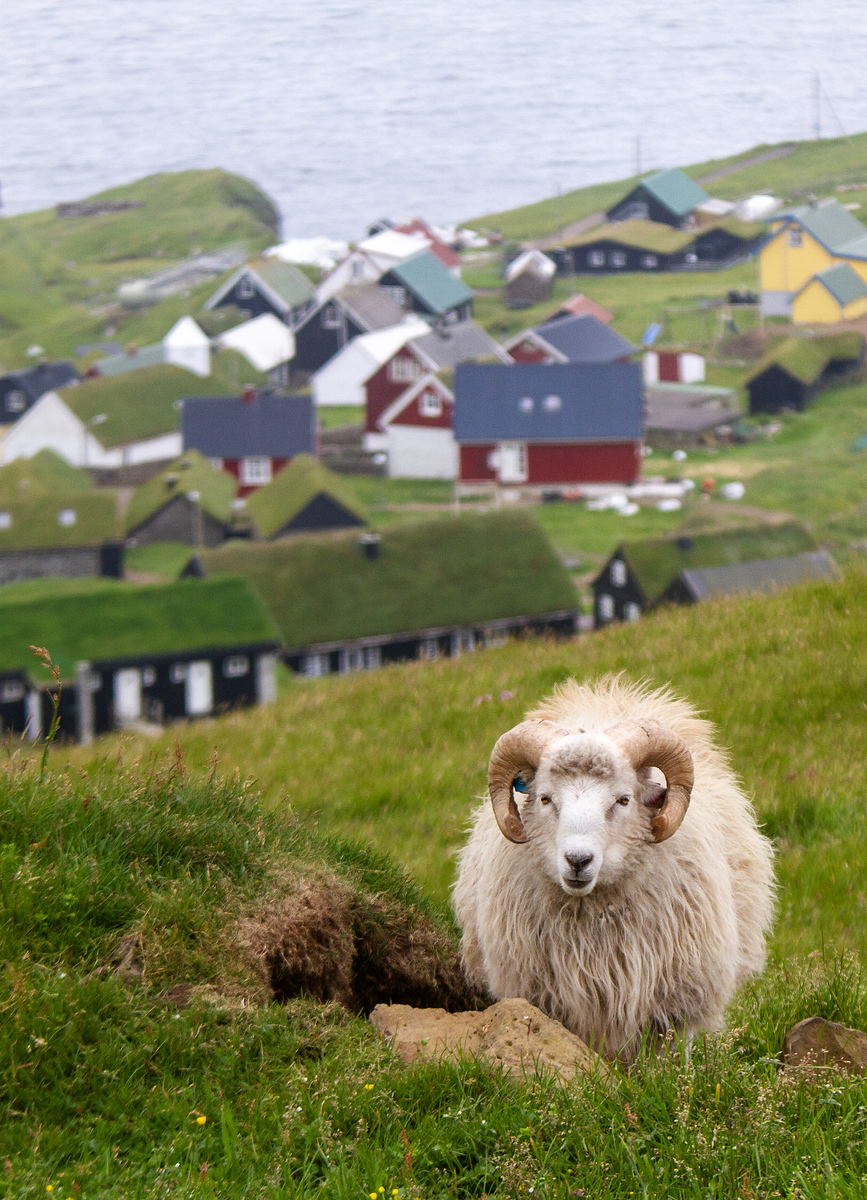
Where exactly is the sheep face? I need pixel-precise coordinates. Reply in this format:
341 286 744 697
523 734 662 896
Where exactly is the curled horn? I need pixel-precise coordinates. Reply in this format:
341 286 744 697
604 719 694 843
488 720 570 843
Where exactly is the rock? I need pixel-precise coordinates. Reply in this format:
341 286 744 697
782 1017 867 1077
369 997 606 1081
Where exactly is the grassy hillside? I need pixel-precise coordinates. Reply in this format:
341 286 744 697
4 569 867 1196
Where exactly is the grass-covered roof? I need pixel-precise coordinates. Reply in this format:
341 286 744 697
0 577 280 680
125 450 238 533
246 455 368 539
0 450 93 505
744 332 865 386
561 215 763 254
618 520 817 604
196 510 576 646
0 493 120 551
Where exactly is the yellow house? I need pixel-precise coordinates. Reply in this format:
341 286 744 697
791 262 867 324
759 197 867 316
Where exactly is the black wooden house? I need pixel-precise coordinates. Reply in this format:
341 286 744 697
0 360 80 423
745 332 865 414
204 258 316 328
606 168 709 228
291 283 408 374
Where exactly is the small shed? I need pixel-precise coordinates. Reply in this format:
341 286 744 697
643 350 705 384
745 332 865 414
791 263 867 325
644 383 739 449
245 454 368 539
503 250 556 308
125 450 239 547
214 313 296 375
669 550 838 604
592 520 818 626
190 510 577 676
606 168 709 228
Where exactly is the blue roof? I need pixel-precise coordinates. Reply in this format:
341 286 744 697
182 391 315 458
453 362 643 443
384 251 473 315
532 314 636 363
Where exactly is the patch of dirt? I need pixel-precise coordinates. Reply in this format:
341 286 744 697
237 876 484 1015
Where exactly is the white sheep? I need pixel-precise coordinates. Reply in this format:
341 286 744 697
453 676 775 1061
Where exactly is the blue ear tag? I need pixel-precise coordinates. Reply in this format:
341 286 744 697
513 777 528 793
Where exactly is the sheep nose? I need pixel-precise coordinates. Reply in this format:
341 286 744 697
565 852 594 875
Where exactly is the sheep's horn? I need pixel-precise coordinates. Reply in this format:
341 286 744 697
604 719 694 843
488 720 570 843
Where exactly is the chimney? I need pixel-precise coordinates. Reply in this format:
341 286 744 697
242 385 256 405
358 532 381 561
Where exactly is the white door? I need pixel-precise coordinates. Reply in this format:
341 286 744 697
498 441 528 483
185 660 213 715
114 669 142 723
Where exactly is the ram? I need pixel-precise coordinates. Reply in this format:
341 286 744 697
453 677 775 1061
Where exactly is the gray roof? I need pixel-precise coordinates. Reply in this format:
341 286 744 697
412 319 506 368
182 391 315 458
679 550 838 601
453 362 643 443
645 383 739 433
337 283 409 331
530 314 636 364
806 262 867 306
775 198 867 261
1 360 80 403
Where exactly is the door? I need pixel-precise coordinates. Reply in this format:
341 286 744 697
185 660 213 715
497 441 528 483
114 669 142 723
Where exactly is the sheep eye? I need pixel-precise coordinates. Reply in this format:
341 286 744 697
616 796 631 807
539 795 552 806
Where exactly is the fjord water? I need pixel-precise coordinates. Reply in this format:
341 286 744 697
4 0 866 236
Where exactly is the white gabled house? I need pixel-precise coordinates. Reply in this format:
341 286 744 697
214 313 296 376
95 317 211 379
314 230 430 304
311 318 431 408
370 373 457 480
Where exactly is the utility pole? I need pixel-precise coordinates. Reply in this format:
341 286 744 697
635 135 641 177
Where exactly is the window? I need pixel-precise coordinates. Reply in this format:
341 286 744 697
389 356 422 384
384 286 406 308
1 680 24 703
58 509 76 527
588 250 605 268
322 304 341 329
209 457 224 471
141 667 156 687
169 662 188 684
610 559 627 587
419 389 442 417
519 396 534 413
223 655 250 678
237 277 255 299
542 394 562 412
624 602 642 622
419 638 439 661
6 390 26 413
598 593 615 621
684 252 698 264
609 251 627 268
351 257 366 280
788 228 803 248
339 648 365 674
0 513 10 530
363 646 381 669
300 653 330 677
641 254 658 269
240 457 272 485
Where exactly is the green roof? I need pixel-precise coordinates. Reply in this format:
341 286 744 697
195 510 576 647
639 168 709 218
618 521 817 605
245 454 368 539
0 451 92 505
803 262 867 306
562 215 764 254
0 577 280 680
775 198 867 260
125 450 238 533
58 363 235 448
0 493 120 551
249 258 316 307
744 331 865 386
388 251 474 315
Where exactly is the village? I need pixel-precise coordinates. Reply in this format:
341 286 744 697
1 143 866 740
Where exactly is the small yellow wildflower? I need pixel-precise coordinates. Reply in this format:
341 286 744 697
369 1193 377 1199
196 1115 207 1125
364 1083 374 1091
392 1191 400 1197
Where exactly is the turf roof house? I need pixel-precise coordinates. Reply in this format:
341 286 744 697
559 216 763 274
759 197 867 317
505 313 636 364
125 451 239 548
592 521 823 626
244 455 368 538
182 388 315 494
744 332 865 414
0 579 281 743
0 360 80 424
203 257 316 327
606 167 710 228
453 361 643 486
0 364 236 471
191 510 577 676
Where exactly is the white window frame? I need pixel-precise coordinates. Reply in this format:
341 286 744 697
240 456 272 485
542 394 561 412
1 679 25 703
598 593 615 621
322 304 341 329
788 228 803 248
6 390 27 413
385 285 406 308
0 513 10 530
419 389 443 418
388 356 422 384
300 652 330 677
641 254 659 269
419 638 439 661
588 250 605 268
237 277 255 300
223 655 250 678
624 602 642 622
610 560 627 587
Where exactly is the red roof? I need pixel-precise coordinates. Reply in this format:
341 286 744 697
394 218 462 270
544 294 613 325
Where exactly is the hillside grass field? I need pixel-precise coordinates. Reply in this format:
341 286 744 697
2 570 867 1196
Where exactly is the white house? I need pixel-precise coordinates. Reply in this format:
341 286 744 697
311 318 430 407
214 313 295 372
314 230 430 303
95 317 211 379
374 374 457 479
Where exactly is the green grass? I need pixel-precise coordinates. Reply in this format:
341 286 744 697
124 540 203 580
0 492 120 550
317 405 363 430
2 566 865 1196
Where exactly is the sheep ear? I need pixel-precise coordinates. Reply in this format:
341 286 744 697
641 781 667 809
